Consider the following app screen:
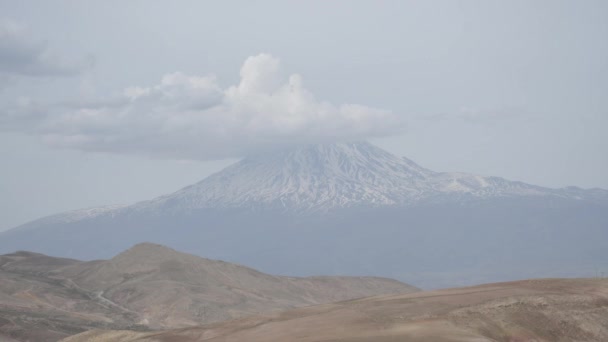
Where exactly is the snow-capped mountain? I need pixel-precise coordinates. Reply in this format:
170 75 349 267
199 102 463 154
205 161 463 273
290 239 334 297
140 141 547 213
2 142 607 288
52 141 603 219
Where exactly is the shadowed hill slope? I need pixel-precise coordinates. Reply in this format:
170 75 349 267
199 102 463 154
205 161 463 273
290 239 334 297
59 243 417 327
62 278 608 342
0 244 417 341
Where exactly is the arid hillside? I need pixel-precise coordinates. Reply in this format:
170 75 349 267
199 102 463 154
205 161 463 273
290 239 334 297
62 278 608 342
0 244 417 342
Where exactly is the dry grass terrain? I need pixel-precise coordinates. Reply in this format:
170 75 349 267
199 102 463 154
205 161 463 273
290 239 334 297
0 251 146 341
0 244 417 341
62 278 608 342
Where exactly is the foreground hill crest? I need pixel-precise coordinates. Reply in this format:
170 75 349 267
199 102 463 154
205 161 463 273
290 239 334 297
61 278 608 342
0 244 417 341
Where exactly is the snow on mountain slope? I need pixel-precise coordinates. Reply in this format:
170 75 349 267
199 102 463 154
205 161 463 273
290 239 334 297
8 142 608 230
136 142 435 213
6 204 127 234
132 141 588 214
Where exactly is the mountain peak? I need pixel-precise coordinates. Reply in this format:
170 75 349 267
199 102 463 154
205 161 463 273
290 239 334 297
138 141 440 213
77 243 222 289
245 141 431 176
125 242 174 254
248 141 388 160
110 242 194 267
131 141 593 214
243 141 433 181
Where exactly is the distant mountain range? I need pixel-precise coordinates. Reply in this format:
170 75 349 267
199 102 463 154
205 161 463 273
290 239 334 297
0 243 416 342
1 142 607 288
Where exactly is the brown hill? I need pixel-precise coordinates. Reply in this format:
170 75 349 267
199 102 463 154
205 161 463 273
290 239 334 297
0 244 417 341
0 251 145 342
62 278 608 342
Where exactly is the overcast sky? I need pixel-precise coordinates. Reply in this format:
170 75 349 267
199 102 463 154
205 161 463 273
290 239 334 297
1 0 607 231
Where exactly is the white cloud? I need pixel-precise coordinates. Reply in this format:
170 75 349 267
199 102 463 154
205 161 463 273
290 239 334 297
3 54 403 160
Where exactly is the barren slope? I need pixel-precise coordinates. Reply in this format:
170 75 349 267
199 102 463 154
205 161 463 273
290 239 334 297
58 243 417 328
0 245 417 341
0 251 146 342
62 278 608 342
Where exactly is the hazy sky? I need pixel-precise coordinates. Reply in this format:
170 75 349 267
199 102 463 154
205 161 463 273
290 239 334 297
1 0 607 231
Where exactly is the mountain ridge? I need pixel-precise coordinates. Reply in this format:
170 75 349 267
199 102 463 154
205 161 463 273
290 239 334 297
7 141 607 231
127 141 608 213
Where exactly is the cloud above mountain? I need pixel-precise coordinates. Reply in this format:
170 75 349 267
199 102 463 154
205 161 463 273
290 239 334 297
2 54 403 160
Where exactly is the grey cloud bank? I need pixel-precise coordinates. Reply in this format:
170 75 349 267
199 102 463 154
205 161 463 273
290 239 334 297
0 20 88 78
2 54 403 160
